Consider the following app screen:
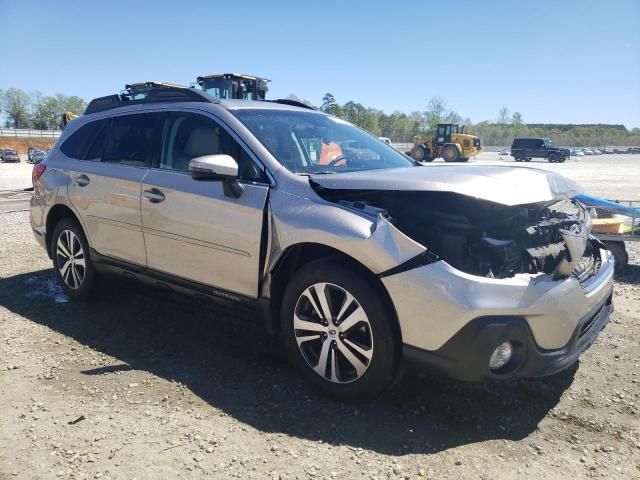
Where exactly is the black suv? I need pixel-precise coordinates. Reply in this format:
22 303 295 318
511 138 569 163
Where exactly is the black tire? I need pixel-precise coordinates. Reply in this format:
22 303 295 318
602 241 628 274
458 157 470 162
525 157 532 162
51 217 98 300
442 145 460 162
280 260 398 401
514 154 523 162
410 144 428 162
548 153 558 163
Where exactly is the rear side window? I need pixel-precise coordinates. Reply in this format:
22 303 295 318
61 119 109 160
85 119 111 160
102 113 164 167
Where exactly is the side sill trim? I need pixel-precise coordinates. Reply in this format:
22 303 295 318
90 248 255 304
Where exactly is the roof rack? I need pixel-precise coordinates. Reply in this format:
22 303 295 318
269 99 317 110
84 84 218 115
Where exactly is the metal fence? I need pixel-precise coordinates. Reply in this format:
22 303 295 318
0 128 61 138
391 143 413 152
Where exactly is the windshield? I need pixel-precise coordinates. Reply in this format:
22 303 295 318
233 109 414 174
543 138 554 147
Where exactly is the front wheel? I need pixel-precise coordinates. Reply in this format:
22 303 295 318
280 261 397 401
442 145 460 162
548 153 559 163
52 218 98 300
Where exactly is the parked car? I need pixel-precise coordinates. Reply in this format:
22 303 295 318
574 149 585 156
30 88 615 400
592 149 602 155
498 148 511 156
30 150 47 164
0 148 20 163
612 148 625 154
583 149 594 155
510 138 570 163
378 137 392 146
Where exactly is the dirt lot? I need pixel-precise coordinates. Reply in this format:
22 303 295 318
1 156 639 480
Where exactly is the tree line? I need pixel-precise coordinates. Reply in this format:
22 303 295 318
306 93 640 147
2 86 638 147
0 88 86 130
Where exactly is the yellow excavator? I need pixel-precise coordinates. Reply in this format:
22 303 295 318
410 123 481 162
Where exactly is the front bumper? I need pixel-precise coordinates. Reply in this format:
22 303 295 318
382 244 615 380
403 291 612 381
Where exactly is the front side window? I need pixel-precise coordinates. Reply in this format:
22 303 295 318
102 113 164 167
233 109 414 174
159 112 267 182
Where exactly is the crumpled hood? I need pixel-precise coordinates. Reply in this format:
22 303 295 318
311 164 583 206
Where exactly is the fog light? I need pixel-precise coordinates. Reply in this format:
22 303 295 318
489 341 513 370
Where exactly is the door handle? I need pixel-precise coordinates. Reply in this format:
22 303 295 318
143 188 165 203
74 174 90 187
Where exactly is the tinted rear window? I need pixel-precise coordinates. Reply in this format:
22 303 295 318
61 119 109 159
102 113 164 167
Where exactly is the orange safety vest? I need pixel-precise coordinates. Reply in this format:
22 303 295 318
319 141 345 166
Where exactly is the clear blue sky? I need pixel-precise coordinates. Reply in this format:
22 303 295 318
1 0 639 128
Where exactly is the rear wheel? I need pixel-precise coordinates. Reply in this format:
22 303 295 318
525 157 532 162
603 241 628 273
281 261 397 401
443 145 460 162
52 218 98 300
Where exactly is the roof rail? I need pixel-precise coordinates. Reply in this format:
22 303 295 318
84 86 218 115
269 99 317 110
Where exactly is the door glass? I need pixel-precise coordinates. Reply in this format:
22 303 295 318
61 119 109 160
103 113 164 167
85 119 111 160
160 112 267 182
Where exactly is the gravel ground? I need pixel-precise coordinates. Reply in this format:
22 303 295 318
1 155 639 480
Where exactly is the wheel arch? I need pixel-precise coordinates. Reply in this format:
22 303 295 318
45 204 83 258
263 242 403 351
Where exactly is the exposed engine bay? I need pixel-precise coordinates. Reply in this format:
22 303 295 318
312 185 599 280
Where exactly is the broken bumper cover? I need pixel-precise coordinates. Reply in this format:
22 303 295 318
381 245 615 381
403 292 612 381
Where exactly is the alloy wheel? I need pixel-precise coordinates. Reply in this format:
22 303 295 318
293 282 374 383
56 229 85 290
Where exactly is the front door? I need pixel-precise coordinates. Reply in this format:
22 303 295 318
141 111 270 299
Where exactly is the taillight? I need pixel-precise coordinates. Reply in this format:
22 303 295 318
32 164 47 185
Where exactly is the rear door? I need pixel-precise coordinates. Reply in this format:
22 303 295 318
140 110 270 298
533 139 547 158
67 112 164 265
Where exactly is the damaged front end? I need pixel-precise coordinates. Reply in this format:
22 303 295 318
312 185 598 282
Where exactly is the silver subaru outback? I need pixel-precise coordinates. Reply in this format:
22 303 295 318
30 87 614 400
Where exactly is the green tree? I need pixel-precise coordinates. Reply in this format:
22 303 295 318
511 112 524 137
497 106 510 124
425 96 448 129
3 88 31 128
320 93 342 116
